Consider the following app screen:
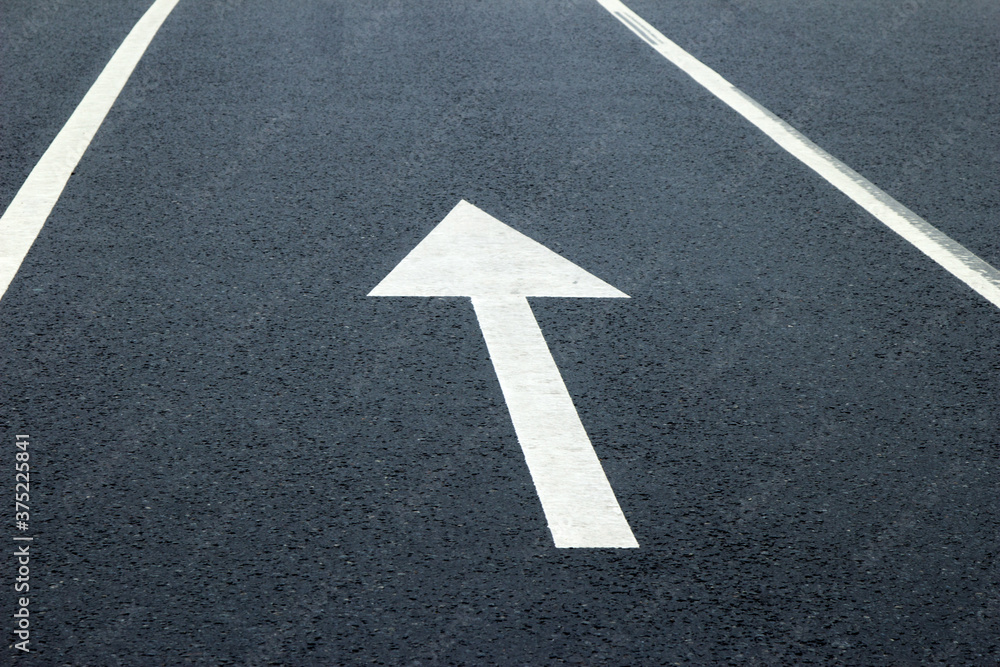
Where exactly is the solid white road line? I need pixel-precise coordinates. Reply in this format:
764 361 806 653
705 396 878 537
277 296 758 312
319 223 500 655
473 296 639 548
595 0 1000 310
0 0 180 302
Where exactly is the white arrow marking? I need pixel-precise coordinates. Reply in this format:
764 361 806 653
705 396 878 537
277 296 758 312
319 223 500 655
371 200 638 548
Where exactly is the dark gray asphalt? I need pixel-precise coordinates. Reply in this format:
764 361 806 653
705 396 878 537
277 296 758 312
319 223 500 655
2 0 998 664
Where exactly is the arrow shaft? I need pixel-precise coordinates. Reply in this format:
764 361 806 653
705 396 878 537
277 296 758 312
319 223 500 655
471 296 638 548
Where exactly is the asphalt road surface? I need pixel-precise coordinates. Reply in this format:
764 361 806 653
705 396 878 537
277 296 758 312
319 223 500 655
2 0 998 664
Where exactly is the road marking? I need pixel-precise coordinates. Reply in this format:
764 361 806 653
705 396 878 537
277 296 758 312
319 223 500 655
0 0 180 302
371 200 638 548
596 0 1000 310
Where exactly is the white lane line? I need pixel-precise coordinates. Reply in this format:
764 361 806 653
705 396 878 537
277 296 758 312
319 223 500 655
0 0 180 302
473 295 638 549
595 0 1000 310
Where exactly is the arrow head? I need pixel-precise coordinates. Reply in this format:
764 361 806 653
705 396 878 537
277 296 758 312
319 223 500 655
369 201 628 298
